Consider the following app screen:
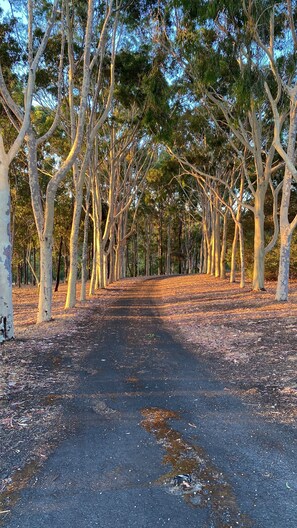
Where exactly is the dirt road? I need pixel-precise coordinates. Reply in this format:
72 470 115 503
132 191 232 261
1 278 297 527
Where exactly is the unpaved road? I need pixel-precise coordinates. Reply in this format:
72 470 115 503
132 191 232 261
1 278 297 527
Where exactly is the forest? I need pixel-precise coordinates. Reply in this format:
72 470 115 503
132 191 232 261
1 0 297 342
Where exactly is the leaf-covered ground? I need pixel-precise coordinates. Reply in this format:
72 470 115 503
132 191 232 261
153 275 297 425
0 275 296 506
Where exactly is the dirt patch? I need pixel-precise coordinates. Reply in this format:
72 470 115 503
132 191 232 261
152 275 297 426
141 407 253 527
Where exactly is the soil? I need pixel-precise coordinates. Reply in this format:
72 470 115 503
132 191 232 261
154 275 297 425
0 275 296 508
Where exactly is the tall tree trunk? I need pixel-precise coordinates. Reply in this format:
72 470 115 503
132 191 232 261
65 189 84 307
275 163 295 301
55 236 63 292
89 184 97 295
275 95 297 301
0 2 59 339
276 225 292 301
206 233 212 275
114 242 120 282
178 219 182 274
199 232 204 273
37 234 53 323
133 230 138 277
214 201 220 277
238 223 245 288
17 263 21 289
102 252 108 287
230 222 238 283
145 220 151 276
202 231 208 273
166 220 171 275
252 187 266 290
80 181 91 301
210 208 215 276
33 246 36 286
220 213 227 279
89 219 96 296
0 161 14 342
108 233 116 284
24 248 28 284
230 168 244 284
158 212 163 275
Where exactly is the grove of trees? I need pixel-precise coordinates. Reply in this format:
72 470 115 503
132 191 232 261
1 0 297 342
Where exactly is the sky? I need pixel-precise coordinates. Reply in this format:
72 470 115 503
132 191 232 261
1 0 10 12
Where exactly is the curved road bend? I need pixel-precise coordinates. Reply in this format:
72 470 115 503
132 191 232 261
2 278 297 528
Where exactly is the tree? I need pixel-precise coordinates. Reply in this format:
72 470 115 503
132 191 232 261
0 0 59 341
158 0 284 290
26 0 112 322
250 0 297 300
65 0 118 309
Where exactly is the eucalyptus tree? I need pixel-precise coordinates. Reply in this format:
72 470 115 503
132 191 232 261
131 151 201 277
247 0 297 300
26 0 118 322
0 1 59 341
162 0 283 290
111 137 154 282
64 0 118 309
164 99 247 284
88 105 154 291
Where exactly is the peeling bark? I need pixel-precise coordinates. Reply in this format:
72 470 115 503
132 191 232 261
37 235 53 323
0 161 14 342
276 226 292 301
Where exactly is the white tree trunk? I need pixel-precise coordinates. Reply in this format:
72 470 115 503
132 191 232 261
274 93 297 301
214 202 220 278
37 234 53 323
230 222 238 283
80 181 91 301
238 223 245 288
220 213 227 279
276 225 292 301
0 1 59 339
103 253 108 287
0 160 14 342
89 238 96 296
65 193 83 308
199 232 204 273
252 188 266 290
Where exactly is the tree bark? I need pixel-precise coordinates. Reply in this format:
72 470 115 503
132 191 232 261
55 236 63 292
230 222 238 283
275 94 297 300
65 189 84 307
252 188 266 290
276 225 292 301
145 220 151 276
37 234 53 323
27 0 95 322
214 199 220 277
0 161 14 342
166 220 171 275
238 222 245 288
0 0 59 339
220 212 227 279
80 179 91 301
